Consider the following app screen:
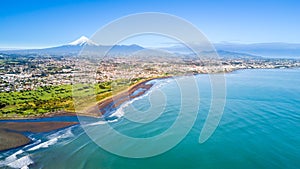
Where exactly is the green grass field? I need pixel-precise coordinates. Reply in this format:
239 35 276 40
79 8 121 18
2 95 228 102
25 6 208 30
0 79 141 118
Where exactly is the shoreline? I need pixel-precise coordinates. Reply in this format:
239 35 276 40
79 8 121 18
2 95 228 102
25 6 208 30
0 77 164 152
83 77 167 117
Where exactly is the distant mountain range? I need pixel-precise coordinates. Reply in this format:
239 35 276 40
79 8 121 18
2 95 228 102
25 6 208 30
1 36 299 59
162 42 300 59
214 42 300 58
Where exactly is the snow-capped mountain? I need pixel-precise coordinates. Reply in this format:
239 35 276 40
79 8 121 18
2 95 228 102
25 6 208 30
0 36 145 56
68 36 98 46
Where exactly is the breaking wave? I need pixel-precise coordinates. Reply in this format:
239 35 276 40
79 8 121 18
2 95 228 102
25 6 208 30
0 126 75 168
0 150 33 169
108 78 172 120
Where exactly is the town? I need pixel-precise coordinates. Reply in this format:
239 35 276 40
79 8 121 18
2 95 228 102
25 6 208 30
0 53 299 92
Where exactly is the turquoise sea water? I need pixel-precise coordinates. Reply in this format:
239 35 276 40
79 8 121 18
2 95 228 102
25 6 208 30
1 69 299 169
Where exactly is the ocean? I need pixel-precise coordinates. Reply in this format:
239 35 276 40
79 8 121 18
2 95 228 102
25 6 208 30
1 69 299 169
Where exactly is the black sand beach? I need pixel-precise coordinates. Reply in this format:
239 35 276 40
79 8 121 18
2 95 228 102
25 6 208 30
0 121 78 151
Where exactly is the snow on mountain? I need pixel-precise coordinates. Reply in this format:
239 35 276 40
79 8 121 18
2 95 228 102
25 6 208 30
68 36 98 46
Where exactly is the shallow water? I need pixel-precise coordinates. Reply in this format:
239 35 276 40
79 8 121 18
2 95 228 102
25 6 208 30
1 69 299 169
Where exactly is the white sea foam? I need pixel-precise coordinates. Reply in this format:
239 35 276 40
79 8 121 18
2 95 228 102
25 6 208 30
6 155 33 169
28 138 58 151
0 150 24 165
23 139 41 149
108 79 171 119
28 127 74 151
107 119 119 123
85 118 120 126
0 150 33 169
0 126 76 168
85 120 107 126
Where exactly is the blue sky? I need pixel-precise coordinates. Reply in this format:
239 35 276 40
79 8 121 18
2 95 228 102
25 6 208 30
1 0 300 48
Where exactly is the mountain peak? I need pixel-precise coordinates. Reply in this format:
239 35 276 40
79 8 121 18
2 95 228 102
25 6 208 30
68 36 98 46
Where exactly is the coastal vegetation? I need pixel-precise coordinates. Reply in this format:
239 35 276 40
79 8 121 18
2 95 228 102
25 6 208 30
0 78 142 118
